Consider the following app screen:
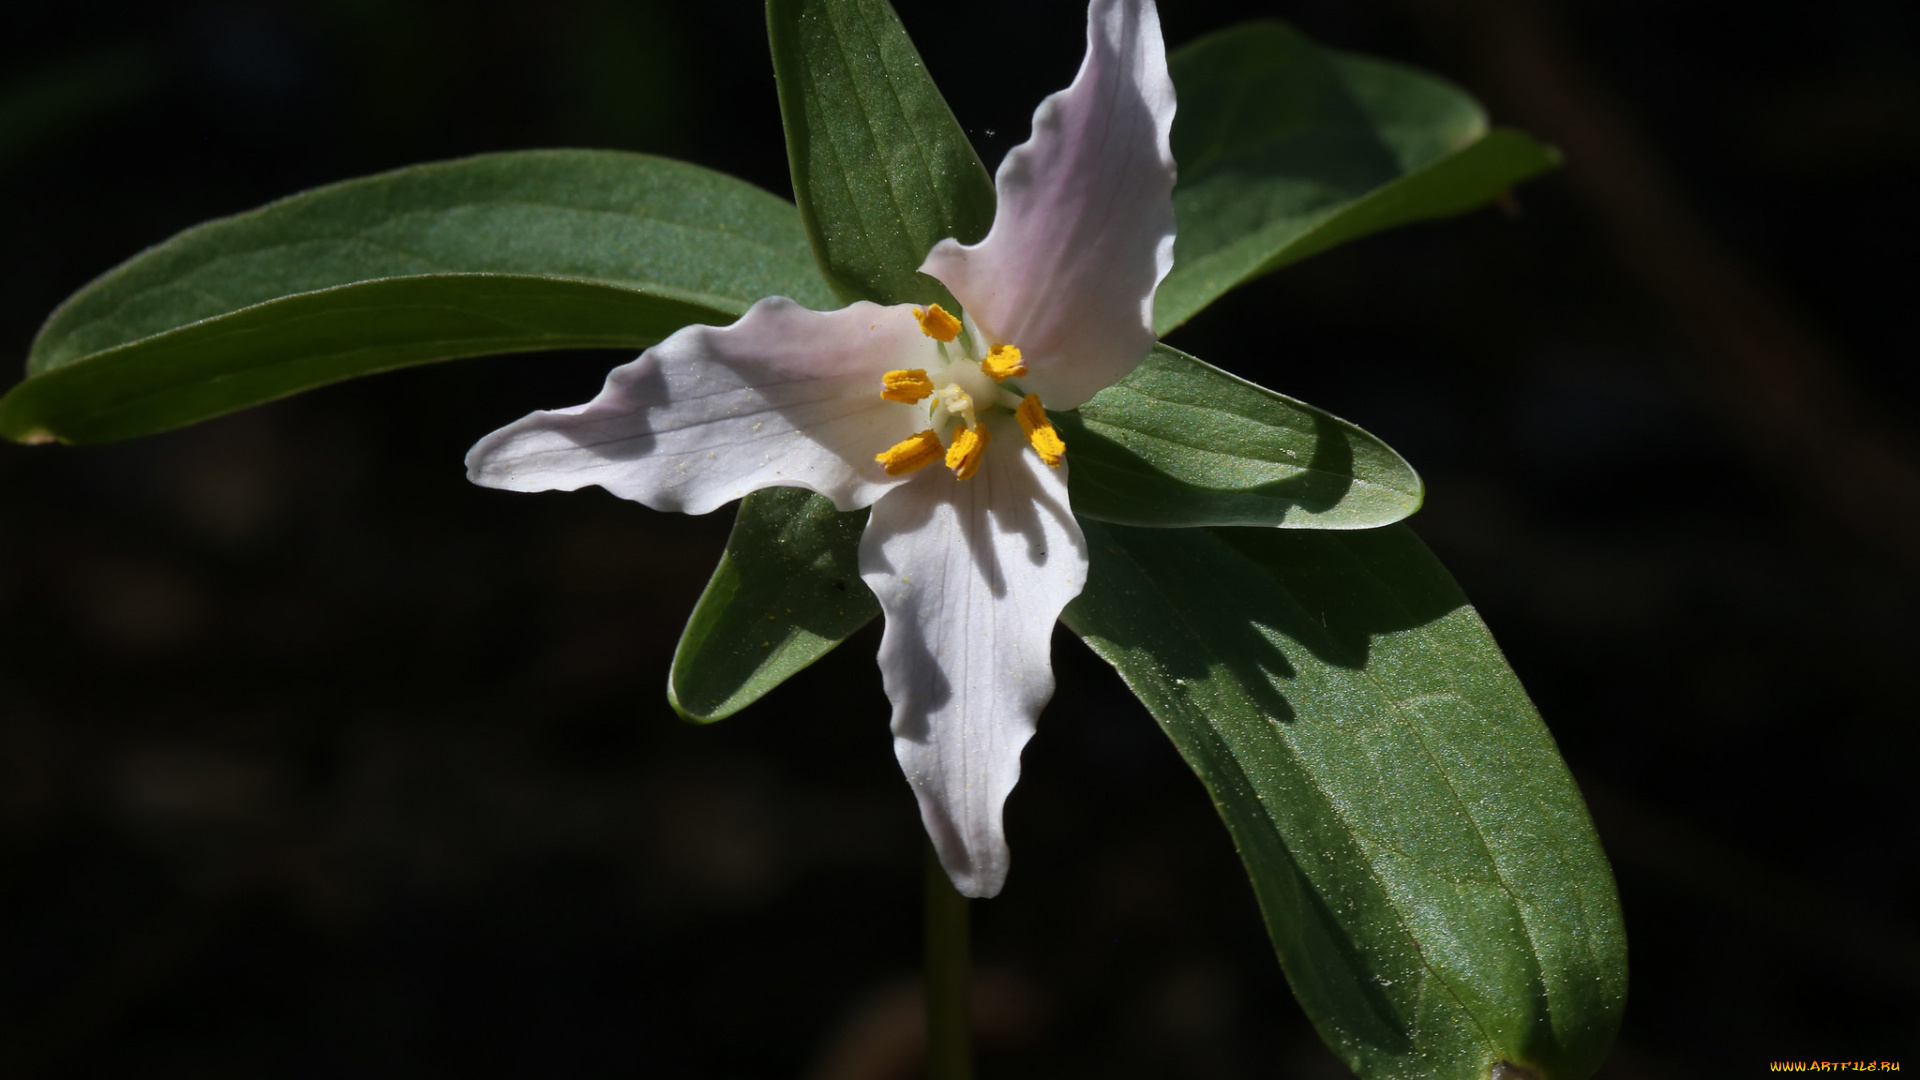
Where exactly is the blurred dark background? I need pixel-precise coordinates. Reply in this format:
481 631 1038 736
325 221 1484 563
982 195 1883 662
1 0 1915 1075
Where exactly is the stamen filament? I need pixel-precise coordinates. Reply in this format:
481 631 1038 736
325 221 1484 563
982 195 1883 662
1016 394 1065 468
877 429 945 475
880 368 935 403
945 423 990 480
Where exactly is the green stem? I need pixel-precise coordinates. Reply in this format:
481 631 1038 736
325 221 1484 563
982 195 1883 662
924 843 973 1080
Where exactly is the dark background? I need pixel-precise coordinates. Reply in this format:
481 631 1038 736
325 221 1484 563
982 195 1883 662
1 0 1915 1075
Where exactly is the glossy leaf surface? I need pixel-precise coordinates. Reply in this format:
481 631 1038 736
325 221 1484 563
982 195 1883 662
768 0 996 307
3 150 832 444
1061 343 1422 528
1064 521 1626 1080
670 488 879 722
1158 21 1560 332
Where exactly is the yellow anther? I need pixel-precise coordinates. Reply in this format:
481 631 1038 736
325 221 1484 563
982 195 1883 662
915 304 962 342
1016 394 1065 468
945 423 990 480
880 368 935 403
876 429 944 476
981 343 1026 381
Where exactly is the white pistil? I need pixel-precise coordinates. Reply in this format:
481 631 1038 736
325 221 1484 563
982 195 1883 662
936 383 978 429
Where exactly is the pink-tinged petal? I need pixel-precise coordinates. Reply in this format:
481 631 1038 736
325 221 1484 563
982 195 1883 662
920 0 1176 410
860 419 1090 897
466 298 935 514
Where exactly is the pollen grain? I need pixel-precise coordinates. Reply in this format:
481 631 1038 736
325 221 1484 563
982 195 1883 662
945 423 990 480
914 304 962 342
1016 394 1065 467
876 429 944 475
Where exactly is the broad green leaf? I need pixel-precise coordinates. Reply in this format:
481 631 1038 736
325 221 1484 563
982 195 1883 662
1063 522 1626 1080
3 149 833 444
1158 21 1560 332
670 487 879 722
768 0 996 307
1061 343 1421 529
4 277 737 446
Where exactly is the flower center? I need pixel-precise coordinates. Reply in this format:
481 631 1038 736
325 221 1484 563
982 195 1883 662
936 381 979 429
874 304 1066 479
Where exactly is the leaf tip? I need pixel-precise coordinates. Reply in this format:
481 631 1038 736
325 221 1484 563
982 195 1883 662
665 672 709 724
667 664 742 725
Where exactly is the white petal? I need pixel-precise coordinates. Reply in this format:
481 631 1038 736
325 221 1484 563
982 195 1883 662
919 0 1176 410
860 419 1090 897
466 298 937 514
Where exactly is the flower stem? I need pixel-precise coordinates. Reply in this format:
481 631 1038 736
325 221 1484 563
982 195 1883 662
924 842 973 1080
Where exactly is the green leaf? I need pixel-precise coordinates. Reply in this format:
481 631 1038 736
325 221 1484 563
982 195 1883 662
1061 343 1422 529
768 0 996 307
670 487 880 722
4 149 833 444
1158 21 1561 333
5 277 728 446
1063 522 1626 1080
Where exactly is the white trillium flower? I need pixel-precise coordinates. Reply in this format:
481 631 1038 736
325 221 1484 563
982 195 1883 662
466 0 1176 898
